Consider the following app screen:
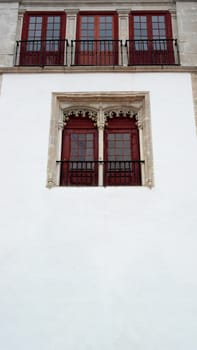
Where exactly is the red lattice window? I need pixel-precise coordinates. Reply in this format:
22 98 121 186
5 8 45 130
129 12 174 65
104 117 141 186
20 12 66 65
59 113 142 187
60 117 98 186
75 12 118 65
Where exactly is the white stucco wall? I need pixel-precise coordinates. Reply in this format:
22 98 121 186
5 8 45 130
0 72 197 350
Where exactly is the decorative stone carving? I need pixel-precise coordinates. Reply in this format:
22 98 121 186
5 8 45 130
47 174 56 189
104 108 139 126
56 121 65 130
63 107 98 126
135 112 144 129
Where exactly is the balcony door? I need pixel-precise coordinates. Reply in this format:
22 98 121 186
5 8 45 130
20 13 66 66
76 13 118 65
104 117 141 186
60 117 98 186
129 12 174 65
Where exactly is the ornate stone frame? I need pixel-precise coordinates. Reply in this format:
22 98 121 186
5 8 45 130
47 92 154 188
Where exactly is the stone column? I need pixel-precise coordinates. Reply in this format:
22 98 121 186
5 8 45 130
65 9 79 66
56 121 65 186
117 9 130 66
97 106 105 186
15 10 25 66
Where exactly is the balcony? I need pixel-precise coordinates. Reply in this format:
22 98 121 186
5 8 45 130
15 39 69 66
58 160 144 186
126 39 179 65
15 39 179 67
71 40 123 66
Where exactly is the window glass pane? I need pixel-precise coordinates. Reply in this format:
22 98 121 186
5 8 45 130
159 16 165 22
123 134 130 140
140 16 147 22
134 16 140 22
141 22 147 29
108 134 115 140
107 133 131 162
153 29 159 36
36 17 42 23
70 133 94 162
152 16 158 22
87 134 93 140
159 22 165 29
160 30 166 37
152 22 158 29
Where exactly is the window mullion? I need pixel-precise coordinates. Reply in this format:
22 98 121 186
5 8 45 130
97 109 104 186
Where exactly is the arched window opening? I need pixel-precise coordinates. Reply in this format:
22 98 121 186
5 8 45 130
60 117 98 186
104 116 141 186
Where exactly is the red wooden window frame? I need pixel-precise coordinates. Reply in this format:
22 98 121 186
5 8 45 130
60 117 98 186
75 12 118 65
60 114 142 187
20 12 66 65
129 11 174 65
104 117 141 186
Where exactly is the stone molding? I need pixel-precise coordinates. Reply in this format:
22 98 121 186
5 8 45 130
1 66 197 74
47 92 154 188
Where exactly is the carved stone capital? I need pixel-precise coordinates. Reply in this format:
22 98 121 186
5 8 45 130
135 114 144 129
97 109 105 130
56 121 65 130
145 177 153 188
47 175 56 189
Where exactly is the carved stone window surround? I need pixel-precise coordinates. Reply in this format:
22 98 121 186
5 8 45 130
47 92 154 188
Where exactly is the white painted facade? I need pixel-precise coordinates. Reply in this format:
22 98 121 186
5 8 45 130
0 1 197 350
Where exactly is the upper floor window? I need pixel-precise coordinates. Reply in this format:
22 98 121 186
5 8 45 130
15 11 178 67
127 11 175 65
19 12 66 66
72 12 120 66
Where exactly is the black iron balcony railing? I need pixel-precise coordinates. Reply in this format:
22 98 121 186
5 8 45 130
57 160 144 186
125 39 179 65
15 39 179 67
15 39 69 66
71 40 123 66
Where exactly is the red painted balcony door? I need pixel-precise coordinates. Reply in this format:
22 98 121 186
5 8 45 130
60 118 98 186
129 12 174 65
20 13 66 66
76 13 118 65
104 118 141 186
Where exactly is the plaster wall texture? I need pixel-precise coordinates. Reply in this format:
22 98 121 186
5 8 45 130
0 72 197 350
176 2 197 66
192 72 197 131
0 2 18 67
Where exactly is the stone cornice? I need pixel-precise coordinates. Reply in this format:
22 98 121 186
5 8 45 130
0 0 193 4
18 0 176 4
0 65 196 74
